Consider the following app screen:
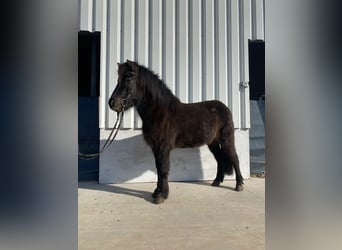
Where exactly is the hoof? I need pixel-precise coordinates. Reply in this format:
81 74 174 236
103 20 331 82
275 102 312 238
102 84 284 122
211 180 221 187
153 194 165 204
151 190 158 198
235 184 244 192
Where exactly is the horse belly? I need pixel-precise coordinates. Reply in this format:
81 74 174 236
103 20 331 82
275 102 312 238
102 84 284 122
175 121 217 148
174 102 225 148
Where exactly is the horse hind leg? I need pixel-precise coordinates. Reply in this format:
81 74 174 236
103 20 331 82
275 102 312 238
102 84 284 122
208 142 225 187
220 141 244 191
219 126 244 191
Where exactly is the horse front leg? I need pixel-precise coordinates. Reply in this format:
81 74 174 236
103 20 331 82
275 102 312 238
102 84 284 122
152 148 170 204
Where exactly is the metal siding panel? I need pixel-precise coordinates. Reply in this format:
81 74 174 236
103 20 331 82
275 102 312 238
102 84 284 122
228 0 241 128
251 0 264 40
163 0 176 93
93 0 102 31
97 0 107 128
121 0 135 128
189 0 202 103
135 0 149 67
251 0 255 39
255 0 264 40
105 0 121 129
177 0 189 102
240 0 250 83
216 0 228 104
149 0 163 75
134 0 149 128
79 0 261 129
79 0 92 31
202 0 215 101
240 0 251 129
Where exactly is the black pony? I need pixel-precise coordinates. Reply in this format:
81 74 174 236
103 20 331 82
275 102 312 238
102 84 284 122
109 60 244 204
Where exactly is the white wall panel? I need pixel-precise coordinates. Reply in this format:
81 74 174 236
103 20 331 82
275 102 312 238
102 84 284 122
97 0 106 128
120 0 135 128
79 0 265 129
189 0 202 103
251 0 265 40
149 0 163 76
202 0 215 101
79 0 93 31
105 0 121 129
163 0 176 93
134 0 149 128
93 0 103 31
228 0 241 128
215 0 228 104
240 0 251 128
177 0 189 102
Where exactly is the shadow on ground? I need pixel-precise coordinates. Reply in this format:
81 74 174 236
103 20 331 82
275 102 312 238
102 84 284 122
78 179 239 205
79 181 155 203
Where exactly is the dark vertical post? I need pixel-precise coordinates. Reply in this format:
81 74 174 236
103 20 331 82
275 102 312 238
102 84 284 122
78 31 101 181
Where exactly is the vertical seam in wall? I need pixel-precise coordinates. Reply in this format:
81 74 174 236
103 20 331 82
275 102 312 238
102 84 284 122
146 0 149 66
100 0 106 128
214 0 219 100
175 0 179 97
171 0 176 94
201 0 206 100
88 0 93 31
251 0 256 40
120 0 125 62
78 0 81 30
104 0 111 129
131 0 136 128
227 0 232 109
198 0 202 102
92 0 96 31
162 0 166 82
117 0 122 65
239 0 245 128
239 0 244 82
263 0 265 40
188 0 193 103
134 0 139 129
134 0 139 63
148 0 152 68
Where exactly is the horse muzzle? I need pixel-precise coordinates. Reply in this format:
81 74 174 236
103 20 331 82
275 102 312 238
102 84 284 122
108 98 123 112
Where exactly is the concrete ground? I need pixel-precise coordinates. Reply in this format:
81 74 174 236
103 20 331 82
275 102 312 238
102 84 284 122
79 178 264 250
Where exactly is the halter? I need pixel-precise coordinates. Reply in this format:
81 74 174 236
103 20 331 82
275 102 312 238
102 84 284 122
78 73 138 160
120 74 137 108
78 109 125 160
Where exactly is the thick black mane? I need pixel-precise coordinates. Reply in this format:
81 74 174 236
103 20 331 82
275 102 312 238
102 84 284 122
137 65 180 111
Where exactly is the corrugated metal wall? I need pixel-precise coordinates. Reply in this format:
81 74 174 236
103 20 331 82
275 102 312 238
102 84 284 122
79 0 265 129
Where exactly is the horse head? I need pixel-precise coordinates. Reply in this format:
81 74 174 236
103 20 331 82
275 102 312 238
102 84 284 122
108 60 139 112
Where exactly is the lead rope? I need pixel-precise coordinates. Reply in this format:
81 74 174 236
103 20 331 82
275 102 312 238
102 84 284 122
78 111 124 160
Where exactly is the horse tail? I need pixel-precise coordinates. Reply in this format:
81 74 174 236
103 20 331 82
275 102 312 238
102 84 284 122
219 113 244 185
219 109 237 176
219 125 235 176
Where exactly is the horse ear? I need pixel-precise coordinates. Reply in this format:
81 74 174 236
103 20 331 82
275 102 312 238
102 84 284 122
126 59 138 74
117 62 120 68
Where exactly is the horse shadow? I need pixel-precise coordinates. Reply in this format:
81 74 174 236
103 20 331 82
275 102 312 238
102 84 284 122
187 180 237 192
78 181 155 203
78 181 236 205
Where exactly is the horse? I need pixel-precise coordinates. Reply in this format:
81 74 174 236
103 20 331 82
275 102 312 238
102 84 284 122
108 60 244 204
